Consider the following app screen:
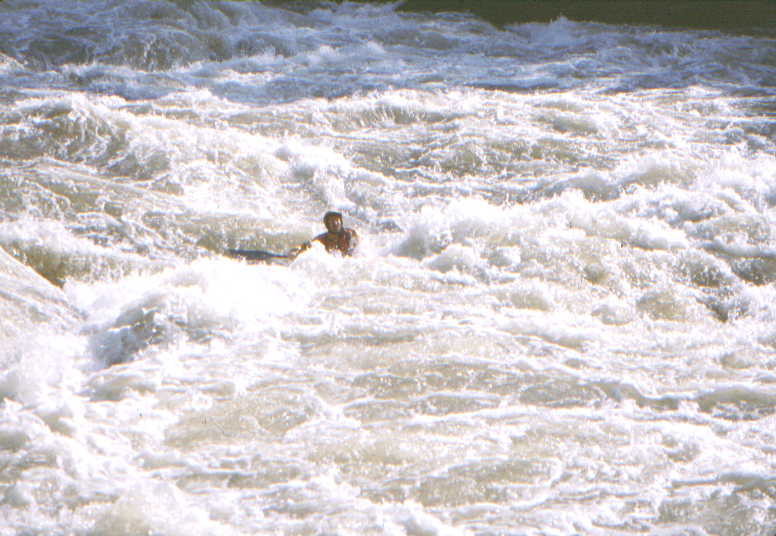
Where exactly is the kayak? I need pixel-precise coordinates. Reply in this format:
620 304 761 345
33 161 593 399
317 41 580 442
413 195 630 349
225 249 292 263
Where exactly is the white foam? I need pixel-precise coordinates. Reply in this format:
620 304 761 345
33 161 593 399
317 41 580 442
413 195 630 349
68 258 312 345
1 1 775 534
0 218 115 257
90 481 237 536
384 501 470 536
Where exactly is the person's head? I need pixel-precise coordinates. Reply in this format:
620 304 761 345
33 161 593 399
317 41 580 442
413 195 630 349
323 211 343 232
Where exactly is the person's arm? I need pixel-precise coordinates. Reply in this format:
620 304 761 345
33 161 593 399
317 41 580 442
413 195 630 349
287 233 325 258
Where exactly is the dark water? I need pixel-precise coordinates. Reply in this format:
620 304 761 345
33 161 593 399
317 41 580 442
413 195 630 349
397 0 776 31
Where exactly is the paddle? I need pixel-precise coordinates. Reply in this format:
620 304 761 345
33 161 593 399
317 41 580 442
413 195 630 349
226 249 292 262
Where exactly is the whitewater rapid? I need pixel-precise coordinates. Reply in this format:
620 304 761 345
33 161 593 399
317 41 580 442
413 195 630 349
0 1 775 534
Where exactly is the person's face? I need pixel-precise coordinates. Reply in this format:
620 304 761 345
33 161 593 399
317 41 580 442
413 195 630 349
325 215 342 232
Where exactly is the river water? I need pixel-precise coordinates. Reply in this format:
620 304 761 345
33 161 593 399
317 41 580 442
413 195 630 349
0 1 775 534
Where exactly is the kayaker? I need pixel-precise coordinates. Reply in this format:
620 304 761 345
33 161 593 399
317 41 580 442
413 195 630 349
290 211 358 258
